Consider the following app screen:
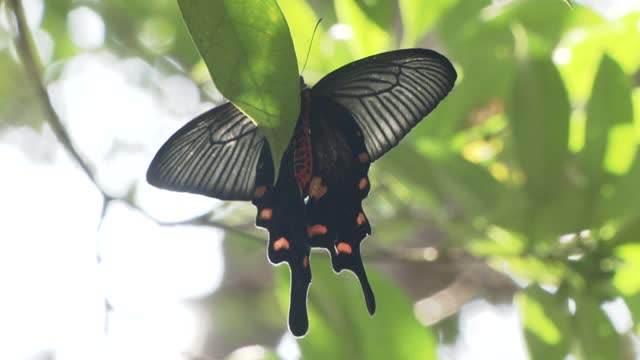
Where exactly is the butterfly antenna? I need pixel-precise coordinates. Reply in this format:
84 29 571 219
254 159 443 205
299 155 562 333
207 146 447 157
301 18 322 74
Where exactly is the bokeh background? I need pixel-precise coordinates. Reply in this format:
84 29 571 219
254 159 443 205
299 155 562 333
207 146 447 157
2 0 640 359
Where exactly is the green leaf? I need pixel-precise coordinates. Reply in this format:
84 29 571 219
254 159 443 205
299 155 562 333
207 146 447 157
354 0 393 30
334 0 391 58
277 0 352 80
574 294 622 360
498 0 570 54
623 293 640 333
504 256 566 284
613 244 640 296
595 152 640 224
399 0 457 47
582 55 635 179
177 0 300 177
517 285 571 360
557 12 640 103
506 58 570 201
603 123 637 175
277 255 437 359
468 226 526 257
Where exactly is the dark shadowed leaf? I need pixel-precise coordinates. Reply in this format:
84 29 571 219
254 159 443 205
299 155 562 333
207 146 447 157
582 54 634 180
507 58 570 201
595 152 640 224
574 294 622 360
426 0 515 139
177 0 300 176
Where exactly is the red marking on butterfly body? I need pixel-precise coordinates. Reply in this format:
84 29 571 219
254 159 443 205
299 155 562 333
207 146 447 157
293 90 313 192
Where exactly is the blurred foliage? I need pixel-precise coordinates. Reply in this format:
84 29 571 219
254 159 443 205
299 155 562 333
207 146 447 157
4 0 640 358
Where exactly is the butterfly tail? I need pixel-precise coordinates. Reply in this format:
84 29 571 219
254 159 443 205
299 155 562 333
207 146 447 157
306 160 376 315
253 147 312 336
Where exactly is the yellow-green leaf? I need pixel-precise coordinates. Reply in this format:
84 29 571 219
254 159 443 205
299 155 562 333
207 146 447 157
517 285 571 360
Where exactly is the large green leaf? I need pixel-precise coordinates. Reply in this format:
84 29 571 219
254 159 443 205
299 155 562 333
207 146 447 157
497 0 570 54
506 58 570 201
277 255 437 359
574 294 622 360
424 0 515 139
399 0 457 47
582 54 634 180
517 285 571 360
558 12 640 103
177 0 300 177
354 0 393 30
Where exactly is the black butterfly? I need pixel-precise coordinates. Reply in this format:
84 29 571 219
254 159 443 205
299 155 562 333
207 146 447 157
147 48 457 336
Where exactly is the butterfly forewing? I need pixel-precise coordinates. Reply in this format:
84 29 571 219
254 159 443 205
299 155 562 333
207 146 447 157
311 49 457 161
147 102 265 200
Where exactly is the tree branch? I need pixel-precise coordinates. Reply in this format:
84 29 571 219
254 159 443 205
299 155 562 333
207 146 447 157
9 0 99 186
8 0 266 245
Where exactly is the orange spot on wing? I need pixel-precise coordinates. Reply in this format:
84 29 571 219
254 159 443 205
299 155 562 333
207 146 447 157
358 178 369 190
259 208 272 220
307 224 328 237
309 177 328 199
254 185 267 199
356 212 366 226
273 237 290 251
358 152 370 163
335 242 353 255
303 256 309 268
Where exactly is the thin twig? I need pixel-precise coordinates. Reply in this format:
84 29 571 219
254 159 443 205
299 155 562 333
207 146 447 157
8 0 267 336
8 0 266 244
10 0 98 186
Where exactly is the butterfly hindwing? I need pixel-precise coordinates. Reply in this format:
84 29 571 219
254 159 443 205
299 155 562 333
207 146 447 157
147 102 265 200
306 97 376 314
311 48 457 161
